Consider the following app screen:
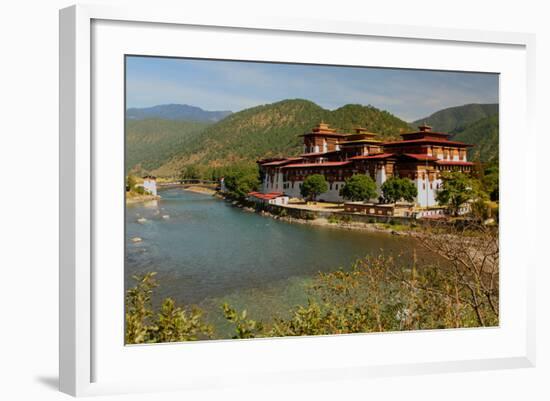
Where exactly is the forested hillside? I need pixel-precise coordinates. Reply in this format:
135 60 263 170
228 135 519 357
125 119 211 175
412 103 498 162
126 100 499 178
152 99 410 177
413 103 498 133
452 114 499 162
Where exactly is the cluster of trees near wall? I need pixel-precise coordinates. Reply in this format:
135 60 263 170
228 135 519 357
211 159 498 221
125 217 499 343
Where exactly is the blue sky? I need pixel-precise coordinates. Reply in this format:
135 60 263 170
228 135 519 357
126 56 498 122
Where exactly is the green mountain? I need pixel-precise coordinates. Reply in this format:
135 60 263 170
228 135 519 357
125 119 211 174
453 114 499 162
413 103 498 133
152 99 411 177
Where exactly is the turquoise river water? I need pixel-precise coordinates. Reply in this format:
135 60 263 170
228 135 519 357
125 188 436 336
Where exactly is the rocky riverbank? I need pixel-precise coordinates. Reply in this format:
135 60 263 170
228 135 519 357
218 193 414 236
255 209 412 236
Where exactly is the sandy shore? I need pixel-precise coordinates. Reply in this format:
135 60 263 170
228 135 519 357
183 186 217 196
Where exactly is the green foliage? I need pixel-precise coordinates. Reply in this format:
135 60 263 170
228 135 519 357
339 174 377 202
222 164 261 199
381 177 418 203
436 172 485 216
471 199 491 221
328 214 352 224
222 303 264 339
135 185 147 195
300 174 328 201
480 161 499 201
151 99 411 176
296 211 316 220
126 175 137 192
125 273 212 344
179 165 202 180
125 272 158 344
154 298 213 342
125 119 211 174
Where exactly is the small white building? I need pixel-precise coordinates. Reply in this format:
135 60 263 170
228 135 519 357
142 175 157 196
248 191 289 205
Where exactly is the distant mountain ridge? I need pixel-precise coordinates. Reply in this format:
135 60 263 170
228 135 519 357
125 100 499 177
413 103 498 133
126 104 232 122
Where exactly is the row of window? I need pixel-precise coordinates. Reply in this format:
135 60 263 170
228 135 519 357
267 182 302 190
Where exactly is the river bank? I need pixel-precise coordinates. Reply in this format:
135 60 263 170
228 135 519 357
216 193 415 236
254 207 412 235
125 193 160 204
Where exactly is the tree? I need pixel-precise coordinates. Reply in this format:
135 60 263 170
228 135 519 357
412 220 499 327
339 174 377 202
126 175 137 192
436 172 483 216
125 272 158 344
125 272 212 344
223 165 261 198
179 165 201 181
300 174 328 202
381 177 418 203
482 164 499 201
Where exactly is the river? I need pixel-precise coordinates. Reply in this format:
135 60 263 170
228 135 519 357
125 188 436 336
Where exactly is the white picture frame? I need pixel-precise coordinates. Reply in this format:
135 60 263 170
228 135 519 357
59 4 536 397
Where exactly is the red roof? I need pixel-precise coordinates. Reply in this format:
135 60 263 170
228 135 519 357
282 161 352 168
382 138 472 147
350 153 395 160
435 160 475 166
247 191 286 200
260 158 303 166
401 153 439 161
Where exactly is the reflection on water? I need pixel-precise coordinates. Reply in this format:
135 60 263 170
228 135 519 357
125 188 435 333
